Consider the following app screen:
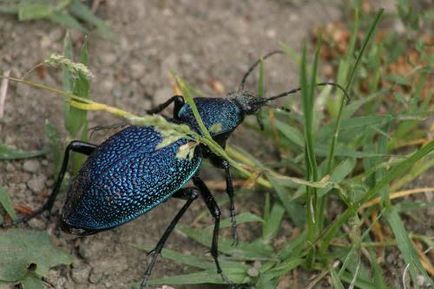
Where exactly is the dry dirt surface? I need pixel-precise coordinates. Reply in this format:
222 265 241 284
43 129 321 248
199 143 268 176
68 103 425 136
0 1 373 289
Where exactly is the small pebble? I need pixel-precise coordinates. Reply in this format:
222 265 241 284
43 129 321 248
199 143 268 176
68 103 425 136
23 159 40 173
6 163 15 173
130 62 146 79
27 217 46 230
71 263 92 284
100 53 118 66
88 268 104 284
27 174 47 193
416 274 428 286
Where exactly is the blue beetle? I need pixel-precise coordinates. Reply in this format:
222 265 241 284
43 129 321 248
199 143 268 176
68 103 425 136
2 51 348 288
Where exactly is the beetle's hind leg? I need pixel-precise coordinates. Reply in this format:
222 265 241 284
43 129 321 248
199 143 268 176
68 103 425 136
141 187 199 289
0 141 97 228
192 176 234 286
146 95 184 116
222 160 238 246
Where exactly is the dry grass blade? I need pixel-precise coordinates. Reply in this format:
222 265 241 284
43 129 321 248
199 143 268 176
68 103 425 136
360 187 434 210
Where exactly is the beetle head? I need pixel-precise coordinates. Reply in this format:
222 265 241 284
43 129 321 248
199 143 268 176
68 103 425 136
231 90 267 115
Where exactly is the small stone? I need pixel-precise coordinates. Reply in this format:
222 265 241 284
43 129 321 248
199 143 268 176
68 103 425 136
266 29 276 38
100 53 118 66
27 174 47 193
49 28 64 42
27 217 46 230
88 268 104 284
112 86 123 99
77 245 91 260
6 163 15 173
71 263 92 284
101 79 114 91
45 178 54 187
416 275 428 286
130 62 146 80
247 266 259 277
386 253 395 264
23 159 40 173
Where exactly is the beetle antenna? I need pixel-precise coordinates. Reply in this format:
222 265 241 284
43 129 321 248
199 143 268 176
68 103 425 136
239 50 284 90
265 81 351 104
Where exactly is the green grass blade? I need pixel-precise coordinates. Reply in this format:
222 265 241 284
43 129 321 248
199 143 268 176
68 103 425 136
63 33 90 174
367 247 389 289
0 186 17 221
44 120 62 174
363 140 434 203
0 144 46 160
321 140 434 250
330 267 345 289
386 206 432 287
262 201 285 243
326 9 384 173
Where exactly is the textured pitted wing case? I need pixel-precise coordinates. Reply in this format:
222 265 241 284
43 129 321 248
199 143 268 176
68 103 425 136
177 97 243 136
62 126 201 230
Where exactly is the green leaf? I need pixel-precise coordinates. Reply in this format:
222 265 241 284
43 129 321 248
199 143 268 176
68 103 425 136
18 1 53 20
0 186 17 221
0 229 72 282
69 0 112 38
21 273 44 289
49 10 87 32
133 244 214 270
146 270 248 286
268 175 306 228
17 0 70 20
210 212 263 230
178 225 273 260
0 144 46 160
262 201 285 243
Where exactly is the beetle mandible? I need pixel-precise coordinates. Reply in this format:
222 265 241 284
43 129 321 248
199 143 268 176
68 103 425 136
2 50 348 288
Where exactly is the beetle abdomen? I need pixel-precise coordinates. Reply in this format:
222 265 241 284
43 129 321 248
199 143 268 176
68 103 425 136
177 97 243 136
61 126 201 232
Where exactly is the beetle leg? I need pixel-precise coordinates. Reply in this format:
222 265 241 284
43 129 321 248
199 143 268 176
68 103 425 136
146 95 184 116
221 160 238 246
1 141 97 228
141 187 199 289
192 176 234 285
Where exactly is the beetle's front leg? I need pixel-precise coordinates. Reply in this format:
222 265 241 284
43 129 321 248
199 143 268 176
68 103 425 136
0 140 97 228
141 187 199 289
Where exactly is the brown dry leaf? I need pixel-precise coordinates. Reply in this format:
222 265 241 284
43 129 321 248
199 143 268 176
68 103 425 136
14 203 33 215
413 239 434 276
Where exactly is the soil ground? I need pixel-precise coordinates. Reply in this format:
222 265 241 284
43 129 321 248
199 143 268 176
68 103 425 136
0 1 431 289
